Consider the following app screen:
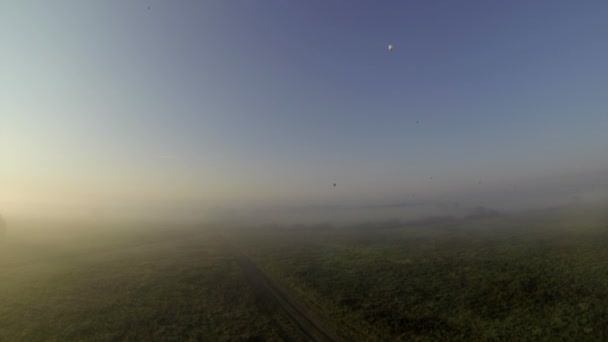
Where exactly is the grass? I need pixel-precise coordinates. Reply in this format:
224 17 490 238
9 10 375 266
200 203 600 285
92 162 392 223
0 224 301 341
2 204 608 341
233 205 608 341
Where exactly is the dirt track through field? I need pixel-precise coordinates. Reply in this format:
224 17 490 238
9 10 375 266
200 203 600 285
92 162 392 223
232 250 337 342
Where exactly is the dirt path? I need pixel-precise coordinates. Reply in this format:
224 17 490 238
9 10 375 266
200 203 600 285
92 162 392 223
232 250 338 342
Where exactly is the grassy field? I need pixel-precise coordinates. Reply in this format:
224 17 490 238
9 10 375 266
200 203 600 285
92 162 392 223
2 204 608 341
0 223 304 341
234 205 608 341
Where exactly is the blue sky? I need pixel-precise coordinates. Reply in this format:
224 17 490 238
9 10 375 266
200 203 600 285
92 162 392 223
2 1 608 220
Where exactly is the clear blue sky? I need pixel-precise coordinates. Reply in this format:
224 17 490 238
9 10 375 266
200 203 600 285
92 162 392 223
2 1 608 220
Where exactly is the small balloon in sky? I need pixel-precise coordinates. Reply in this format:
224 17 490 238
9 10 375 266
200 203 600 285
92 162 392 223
388 44 393 51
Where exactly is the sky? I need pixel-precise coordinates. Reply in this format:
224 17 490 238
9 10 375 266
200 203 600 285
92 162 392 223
2 1 608 222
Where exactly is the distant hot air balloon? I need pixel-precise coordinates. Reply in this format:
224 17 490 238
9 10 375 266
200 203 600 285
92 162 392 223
333 183 336 187
388 44 393 52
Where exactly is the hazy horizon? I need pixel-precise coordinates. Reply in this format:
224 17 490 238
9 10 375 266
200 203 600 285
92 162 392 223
2 1 608 223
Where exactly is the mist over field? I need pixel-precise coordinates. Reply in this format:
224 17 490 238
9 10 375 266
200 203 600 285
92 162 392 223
3 168 607 227
2 1 608 340
2 201 608 340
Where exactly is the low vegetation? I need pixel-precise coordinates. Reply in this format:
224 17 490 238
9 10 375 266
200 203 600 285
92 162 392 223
0 224 301 341
2 205 607 341
236 205 608 341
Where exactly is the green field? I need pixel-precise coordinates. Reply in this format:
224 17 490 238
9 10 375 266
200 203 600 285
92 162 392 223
2 205 608 341
0 223 304 341
234 205 608 341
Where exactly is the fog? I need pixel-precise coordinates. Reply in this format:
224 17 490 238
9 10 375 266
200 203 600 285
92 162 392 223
3 2 608 340
2 167 606 231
